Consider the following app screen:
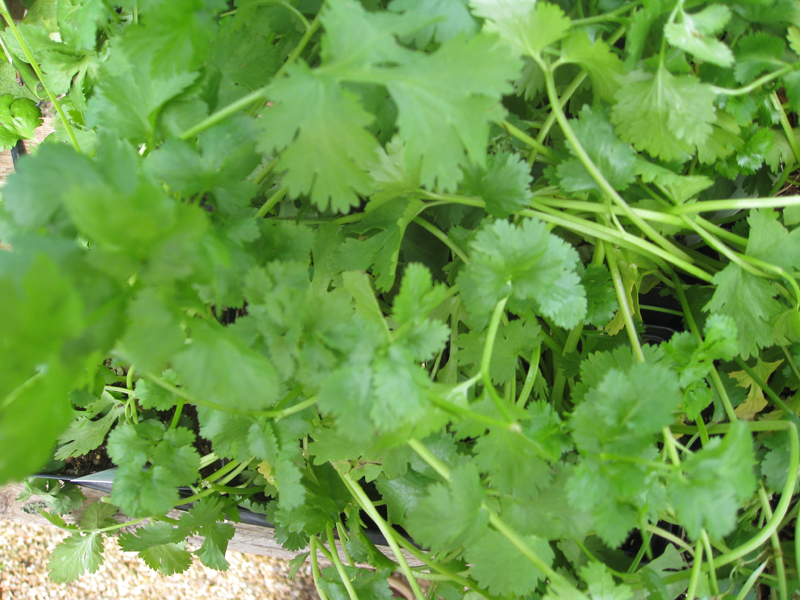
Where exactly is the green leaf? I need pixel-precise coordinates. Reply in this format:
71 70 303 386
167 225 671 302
107 422 201 517
458 319 542 384
664 6 734 67
571 361 681 456
389 0 478 47
460 151 533 217
392 263 451 360
474 427 551 498
405 462 489 552
177 498 235 570
465 530 553 596
704 265 783 359
469 0 571 57
734 32 784 83
258 64 378 213
582 561 634 600
86 60 198 145
668 421 757 539
144 116 261 217
118 521 193 575
457 218 586 329
55 391 125 459
320 566 393 600
48 532 105 582
612 67 717 161
375 33 521 191
581 265 618 327
18 479 86 515
560 32 624 101
172 322 279 411
135 370 180 410
57 0 107 52
557 105 637 194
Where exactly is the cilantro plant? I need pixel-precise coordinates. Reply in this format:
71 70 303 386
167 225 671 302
2 0 800 598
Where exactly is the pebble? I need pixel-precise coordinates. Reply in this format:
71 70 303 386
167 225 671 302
0 520 318 599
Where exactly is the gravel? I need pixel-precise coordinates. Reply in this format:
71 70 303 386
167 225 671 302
0 520 319 600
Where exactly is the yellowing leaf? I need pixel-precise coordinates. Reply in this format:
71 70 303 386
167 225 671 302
257 459 277 487
730 359 783 420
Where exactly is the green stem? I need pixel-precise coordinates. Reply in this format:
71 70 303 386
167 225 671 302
180 88 268 140
733 562 769 600
254 185 289 219
501 120 557 162
664 422 798 584
327 524 360 600
541 64 694 265
104 385 135 396
669 195 800 215
516 345 541 407
482 297 515 422
426 391 518 431
758 486 787 600
604 241 645 363
733 357 800 426
339 472 426 600
771 92 800 166
395 536 490 595
668 269 738 421
310 536 332 600
412 217 470 264
524 203 713 282
711 64 796 97
551 325 583 411
685 539 704 600
0 4 80 152
700 531 719 596
645 524 695 555
204 459 240 483
336 522 355 567
407 438 452 481
168 399 185 430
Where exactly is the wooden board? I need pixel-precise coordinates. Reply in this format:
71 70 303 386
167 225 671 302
0 482 423 568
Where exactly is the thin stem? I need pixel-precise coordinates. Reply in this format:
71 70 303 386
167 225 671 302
771 92 800 166
733 357 800 426
782 346 800 384
168 399 185 430
685 540 704 600
327 524 360 600
669 269 738 421
254 185 289 219
524 203 713 282
711 64 796 97
395 536 489 595
426 391 518 432
542 64 694 265
501 121 557 162
604 241 645 363
0 371 44 411
0 4 81 152
516 345 541 407
311 536 332 600
482 297 515 422
412 217 470 264
336 522 355 567
733 562 769 600
551 325 583 411
407 438 451 481
700 531 719 596
758 486 787 600
669 195 800 215
205 459 241 484
180 88 268 140
339 472 426 600
645 524 695 555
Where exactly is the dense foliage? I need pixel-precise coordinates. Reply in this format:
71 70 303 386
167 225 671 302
2 0 800 597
